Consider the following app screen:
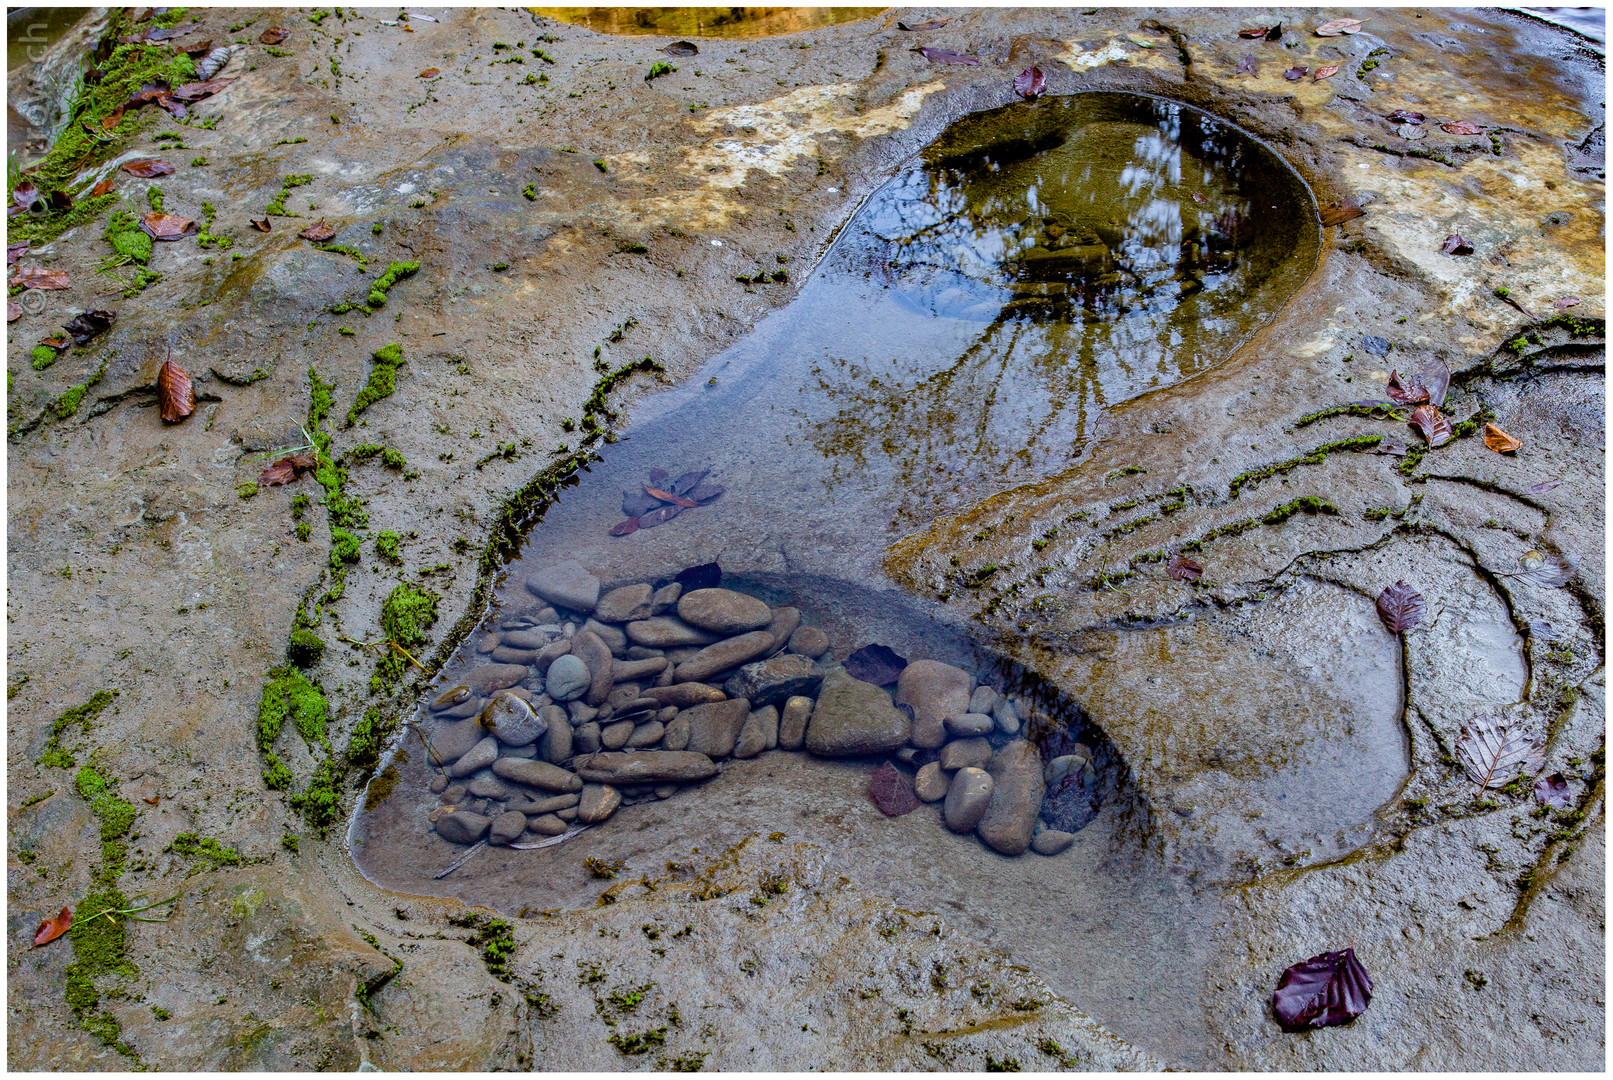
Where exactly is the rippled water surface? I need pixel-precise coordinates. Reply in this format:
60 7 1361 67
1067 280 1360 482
352 93 1328 1065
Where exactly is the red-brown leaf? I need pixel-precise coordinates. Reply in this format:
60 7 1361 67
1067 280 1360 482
1376 580 1426 634
609 517 641 537
259 452 317 486
1319 200 1364 227
1385 370 1429 405
158 359 196 423
101 105 126 131
643 483 699 508
1313 64 1340 81
1013 66 1046 100
91 176 116 197
38 334 68 350
1238 25 1280 38
12 180 39 208
169 77 235 101
1385 109 1424 125
1440 234 1473 256
637 504 683 528
259 26 290 44
869 761 922 817
7 240 28 264
1482 423 1522 454
11 264 71 290
1409 403 1453 447
122 158 175 178
250 218 272 232
419 68 440 78
64 310 116 345
1272 946 1372 1028
298 219 337 242
1167 554 1203 582
1534 772 1571 809
141 212 199 241
911 46 979 65
6 298 19 323
34 907 72 947
1440 120 1484 135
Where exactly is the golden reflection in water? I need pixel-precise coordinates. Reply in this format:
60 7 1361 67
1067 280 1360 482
528 7 886 38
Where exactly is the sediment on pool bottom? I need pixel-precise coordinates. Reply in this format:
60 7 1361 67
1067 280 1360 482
411 559 1107 861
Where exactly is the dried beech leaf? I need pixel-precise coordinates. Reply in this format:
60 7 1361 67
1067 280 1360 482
638 504 683 528
671 469 708 497
418 68 440 78
122 158 175 178
1456 719 1543 789
1236 54 1259 75
1415 357 1451 407
1013 66 1046 100
1313 64 1340 81
1314 17 1367 36
608 517 640 537
1534 772 1571 809
259 25 290 44
1507 552 1574 588
688 481 725 504
1283 65 1307 81
141 211 199 241
643 483 699 508
158 359 196 422
1166 554 1202 581
845 644 908 687
7 241 28 264
1409 403 1453 447
1386 109 1424 124
1272 947 1372 1029
6 298 19 323
11 264 71 290
1238 25 1279 38
91 176 116 197
1318 200 1364 227
169 77 234 102
674 562 721 591
1483 423 1522 454
1440 120 1484 135
898 19 949 31
869 761 922 817
250 218 271 232
1385 370 1429 406
64 309 115 345
1375 580 1425 635
1398 123 1426 141
101 105 126 131
911 46 979 65
1441 234 1474 256
259 453 317 486
298 219 337 242
38 334 69 351
34 907 72 947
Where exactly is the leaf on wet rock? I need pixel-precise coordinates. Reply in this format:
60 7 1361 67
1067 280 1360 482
259 452 318 486
898 18 950 31
7 241 28 264
419 68 440 78
869 761 922 817
10 264 70 290
122 22 198 43
121 158 175 178
1409 403 1453 447
259 25 290 44
1523 479 1561 495
644 483 698 508
6 299 19 323
1386 109 1424 124
1508 550 1574 588
1272 947 1372 1029
663 41 698 56
1440 234 1474 256
1385 370 1429 405
250 218 272 232
608 517 641 537
158 359 196 423
1314 17 1367 36
38 334 69 352
1166 554 1202 582
1482 423 1521 454
911 46 979 65
1534 772 1571 809
1415 357 1450 406
141 212 199 241
1457 719 1544 789
674 562 722 591
1236 54 1259 75
63 309 115 345
299 219 337 242
1440 120 1484 135
91 175 116 197
844 644 908 687
1313 64 1340 81
1375 580 1425 635
169 77 235 102
1238 24 1280 39
1553 296 1580 310
1397 123 1426 141
1318 200 1363 227
1013 66 1046 100
34 907 72 947
12 180 39 210
1283 65 1307 81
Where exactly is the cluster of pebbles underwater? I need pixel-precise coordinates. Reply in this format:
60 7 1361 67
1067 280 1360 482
417 559 1105 863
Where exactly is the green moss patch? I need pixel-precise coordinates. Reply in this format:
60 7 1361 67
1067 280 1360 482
258 666 329 753
289 627 327 667
1229 435 1382 497
330 260 419 316
166 832 245 873
265 174 314 216
38 690 118 769
375 582 439 688
346 343 403 425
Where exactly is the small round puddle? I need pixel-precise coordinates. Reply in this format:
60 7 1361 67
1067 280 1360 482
529 6 886 39
352 92 1326 1064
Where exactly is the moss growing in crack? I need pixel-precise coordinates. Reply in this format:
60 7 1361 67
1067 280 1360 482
346 343 403 426
265 174 314 217
1295 402 1406 428
375 582 439 689
290 753 343 833
166 832 245 873
52 359 109 421
258 666 329 754
38 690 118 769
1181 497 1339 551
64 761 141 1061
77 765 136 842
1229 435 1383 497
329 527 362 568
306 368 368 529
332 260 420 315
347 706 392 773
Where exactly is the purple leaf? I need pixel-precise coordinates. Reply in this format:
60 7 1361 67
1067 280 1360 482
844 644 908 687
674 562 721 591
1283 65 1308 81
648 467 670 484
1416 357 1451 407
1534 772 1571 809
1441 234 1474 256
1386 109 1425 124
1523 479 1562 494
1273 947 1373 1029
1236 53 1259 75
869 761 921 816
688 481 725 504
638 504 683 528
671 468 708 496
1375 581 1425 635
1457 720 1544 788
911 46 979 65
1013 65 1045 100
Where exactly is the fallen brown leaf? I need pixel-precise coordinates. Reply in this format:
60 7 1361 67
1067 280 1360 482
169 77 235 101
1440 120 1484 135
64 310 116 345
1313 63 1340 80
143 795 160 805
6 298 19 323
1238 24 1280 38
1319 200 1364 227
418 68 439 78
1167 554 1203 582
1409 403 1453 447
158 359 195 423
121 158 176 178
34 907 72 947
7 240 29 264
1440 234 1474 256
298 219 337 242
1523 479 1561 494
90 176 116 197
141 211 199 241
1236 53 1259 75
1483 423 1522 453
609 517 641 537
1315 17 1367 35
259 25 289 44
663 40 698 56
910 46 979 65
259 452 318 486
898 18 949 31
101 105 126 131
1385 370 1430 406
11 264 71 290
644 483 699 508
250 218 272 232
1376 580 1426 634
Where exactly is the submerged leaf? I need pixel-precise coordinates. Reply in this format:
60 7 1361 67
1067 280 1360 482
158 359 195 423
1314 17 1367 36
1440 120 1484 135
688 481 725 504
1441 234 1474 256
298 219 337 242
1375 580 1425 635
1318 200 1363 227
674 562 721 591
121 158 175 178
638 504 683 528
1272 947 1372 1029
670 469 708 497
1457 719 1544 789
1482 423 1521 453
1534 772 1571 809
64 309 115 345
911 46 979 65
1013 66 1046 100
608 517 640 537
869 761 921 817
1408 403 1453 447
1166 554 1202 581
845 643 908 687
34 907 72 947
644 483 698 508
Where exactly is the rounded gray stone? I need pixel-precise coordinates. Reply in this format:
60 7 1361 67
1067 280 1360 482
527 813 568 836
488 810 529 846
945 712 996 738
778 695 813 750
895 660 973 750
479 691 549 746
600 719 635 750
527 559 600 613
577 783 623 824
914 761 949 802
545 653 591 701
541 712 573 763
943 767 994 833
627 720 666 748
677 588 774 634
787 625 830 658
435 810 490 845
804 668 910 757
446 736 500 778
594 583 655 623
1031 829 1077 856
